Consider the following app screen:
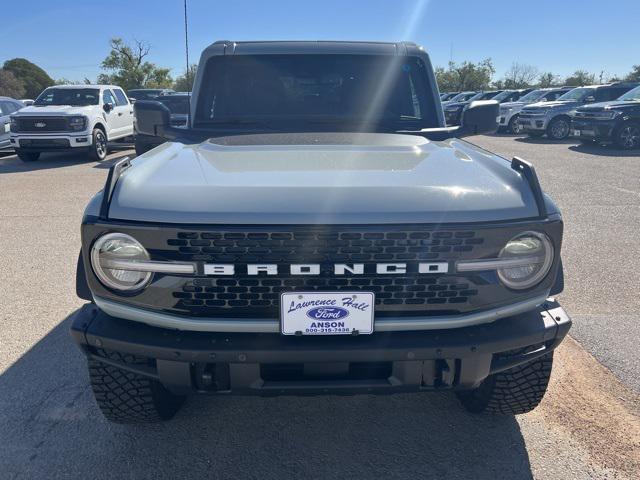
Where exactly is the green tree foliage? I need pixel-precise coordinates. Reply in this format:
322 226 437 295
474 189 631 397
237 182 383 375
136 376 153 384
625 65 640 82
2 58 54 98
435 59 495 92
500 62 539 89
0 69 26 98
538 72 562 88
563 70 597 86
173 64 198 92
97 38 172 91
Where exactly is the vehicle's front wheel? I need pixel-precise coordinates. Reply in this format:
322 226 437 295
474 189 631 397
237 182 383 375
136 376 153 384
547 117 571 140
16 150 41 162
89 350 185 424
615 122 640 150
89 128 108 161
508 114 522 134
456 352 553 414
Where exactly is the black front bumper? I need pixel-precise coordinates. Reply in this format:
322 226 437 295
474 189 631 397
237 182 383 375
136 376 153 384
70 300 571 396
571 118 618 142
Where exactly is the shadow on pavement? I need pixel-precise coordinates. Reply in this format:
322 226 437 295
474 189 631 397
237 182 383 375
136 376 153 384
0 312 534 480
514 136 577 145
0 145 133 174
568 143 640 157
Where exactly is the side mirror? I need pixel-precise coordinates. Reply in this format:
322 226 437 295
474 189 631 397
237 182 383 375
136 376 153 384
584 96 596 103
128 97 137 104
134 100 181 139
103 102 114 113
457 100 499 137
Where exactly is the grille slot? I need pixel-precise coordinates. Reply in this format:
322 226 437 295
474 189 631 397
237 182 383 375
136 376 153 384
16 117 70 132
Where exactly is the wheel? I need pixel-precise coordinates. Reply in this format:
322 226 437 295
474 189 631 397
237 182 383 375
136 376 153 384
456 352 554 414
89 128 108 161
507 114 522 134
614 122 640 150
134 138 151 156
16 150 40 162
546 117 571 140
88 350 185 424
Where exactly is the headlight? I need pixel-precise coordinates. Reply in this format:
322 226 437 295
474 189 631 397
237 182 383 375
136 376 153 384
497 232 554 289
91 233 152 291
68 116 87 131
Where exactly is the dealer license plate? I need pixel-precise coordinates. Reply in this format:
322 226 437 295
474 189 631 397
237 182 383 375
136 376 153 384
280 292 375 336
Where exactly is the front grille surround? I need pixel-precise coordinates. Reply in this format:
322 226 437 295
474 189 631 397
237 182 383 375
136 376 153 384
82 220 563 320
15 117 71 133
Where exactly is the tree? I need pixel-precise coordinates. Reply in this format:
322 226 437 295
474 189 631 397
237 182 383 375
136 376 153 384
3 58 54 98
435 59 495 92
0 69 26 98
564 70 596 86
538 72 561 88
97 38 172 91
625 65 640 82
174 64 197 92
500 62 539 89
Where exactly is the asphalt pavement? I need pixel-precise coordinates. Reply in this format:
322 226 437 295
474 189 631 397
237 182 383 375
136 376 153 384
0 136 638 479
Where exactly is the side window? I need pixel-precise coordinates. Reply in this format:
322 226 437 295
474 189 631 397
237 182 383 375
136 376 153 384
113 89 129 106
612 87 633 100
1 101 18 114
103 89 116 106
594 88 613 102
545 91 560 101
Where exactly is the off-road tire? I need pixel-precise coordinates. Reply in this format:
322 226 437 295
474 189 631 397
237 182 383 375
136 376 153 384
456 352 553 415
546 117 571 140
507 114 522 134
16 150 40 162
88 350 185 424
89 128 108 161
614 122 640 150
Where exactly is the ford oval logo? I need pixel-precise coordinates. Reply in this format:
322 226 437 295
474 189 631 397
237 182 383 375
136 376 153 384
306 307 350 320
34 122 47 128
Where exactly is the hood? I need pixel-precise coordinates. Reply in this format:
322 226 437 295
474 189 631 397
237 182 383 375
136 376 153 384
108 132 539 224
14 105 95 116
524 100 577 111
576 100 639 112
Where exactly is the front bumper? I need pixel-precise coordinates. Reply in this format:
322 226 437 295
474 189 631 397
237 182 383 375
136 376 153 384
70 299 571 395
518 114 549 132
10 133 92 151
570 118 618 142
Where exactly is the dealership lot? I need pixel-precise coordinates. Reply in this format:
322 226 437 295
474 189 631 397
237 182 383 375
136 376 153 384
0 137 638 479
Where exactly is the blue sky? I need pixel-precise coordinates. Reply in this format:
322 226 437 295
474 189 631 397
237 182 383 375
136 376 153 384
1 0 638 82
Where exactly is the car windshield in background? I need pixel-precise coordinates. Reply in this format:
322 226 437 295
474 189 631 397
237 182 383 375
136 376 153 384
491 90 515 102
34 88 99 106
128 90 163 100
517 89 547 103
159 96 190 114
617 85 640 101
195 54 438 130
557 87 594 102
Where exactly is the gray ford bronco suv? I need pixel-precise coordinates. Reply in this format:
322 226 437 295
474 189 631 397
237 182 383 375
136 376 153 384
71 41 571 424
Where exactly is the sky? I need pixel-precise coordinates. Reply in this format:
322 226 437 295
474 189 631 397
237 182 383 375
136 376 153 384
1 0 638 83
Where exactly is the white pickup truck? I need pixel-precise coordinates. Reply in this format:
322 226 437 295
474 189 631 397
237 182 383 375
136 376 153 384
10 84 134 162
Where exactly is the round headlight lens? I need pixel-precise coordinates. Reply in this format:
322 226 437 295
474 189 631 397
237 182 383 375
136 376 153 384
497 232 554 290
91 233 151 291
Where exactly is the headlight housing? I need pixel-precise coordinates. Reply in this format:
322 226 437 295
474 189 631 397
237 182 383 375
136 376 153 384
497 232 554 290
91 233 151 291
68 116 87 131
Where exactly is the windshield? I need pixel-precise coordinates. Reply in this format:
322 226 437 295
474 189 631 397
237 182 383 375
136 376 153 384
128 90 163 100
557 87 594 102
517 89 547 103
159 95 190 114
34 88 99 106
617 85 640 101
491 90 515 102
195 54 438 130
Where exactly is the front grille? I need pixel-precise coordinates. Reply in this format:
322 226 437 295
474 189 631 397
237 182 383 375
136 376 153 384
16 117 69 132
163 228 485 316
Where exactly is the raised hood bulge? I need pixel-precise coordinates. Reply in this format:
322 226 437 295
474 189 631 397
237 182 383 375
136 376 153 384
108 133 539 224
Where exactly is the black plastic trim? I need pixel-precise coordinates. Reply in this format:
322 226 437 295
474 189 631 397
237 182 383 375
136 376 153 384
511 156 547 219
99 156 131 220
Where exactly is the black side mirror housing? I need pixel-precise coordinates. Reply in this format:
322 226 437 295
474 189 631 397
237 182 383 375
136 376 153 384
134 100 184 139
103 102 114 113
457 100 499 137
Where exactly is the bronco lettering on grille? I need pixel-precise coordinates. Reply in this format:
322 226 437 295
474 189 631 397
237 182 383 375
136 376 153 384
203 262 449 276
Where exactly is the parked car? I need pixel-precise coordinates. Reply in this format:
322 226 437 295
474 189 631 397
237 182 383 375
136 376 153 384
444 90 503 126
440 92 459 101
127 89 175 102
570 84 640 149
499 87 572 134
441 91 476 107
518 82 639 140
9 85 134 162
70 40 570 425
0 97 25 152
134 92 190 155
